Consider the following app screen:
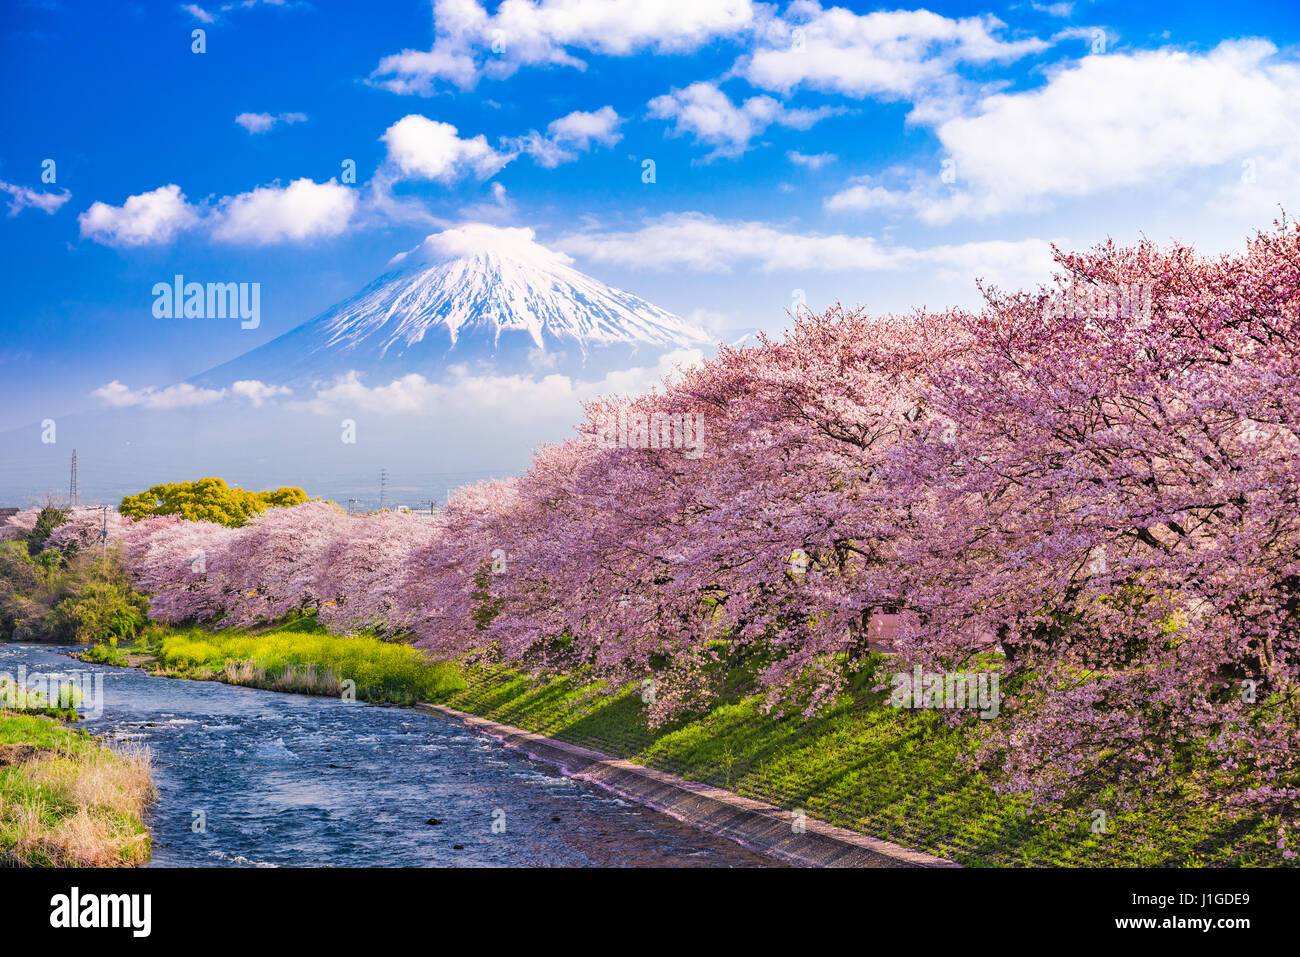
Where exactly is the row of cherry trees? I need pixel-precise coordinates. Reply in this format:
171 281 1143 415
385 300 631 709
108 222 1300 841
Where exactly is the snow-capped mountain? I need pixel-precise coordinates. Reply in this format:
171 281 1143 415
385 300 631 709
194 224 709 387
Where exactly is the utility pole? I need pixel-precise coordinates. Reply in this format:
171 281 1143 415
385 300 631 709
68 450 78 509
379 469 389 511
347 497 359 515
100 505 108 554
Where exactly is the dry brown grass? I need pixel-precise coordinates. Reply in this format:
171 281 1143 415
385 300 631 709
0 723 155 867
223 657 343 695
30 744 155 818
4 802 148 868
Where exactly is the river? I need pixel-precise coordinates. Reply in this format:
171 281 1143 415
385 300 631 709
0 644 775 867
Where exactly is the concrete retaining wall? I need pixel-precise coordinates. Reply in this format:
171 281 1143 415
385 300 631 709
417 702 959 869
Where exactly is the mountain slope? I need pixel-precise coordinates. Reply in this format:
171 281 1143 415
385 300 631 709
194 224 709 387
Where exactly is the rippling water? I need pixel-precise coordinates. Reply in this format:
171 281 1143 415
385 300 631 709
0 644 775 867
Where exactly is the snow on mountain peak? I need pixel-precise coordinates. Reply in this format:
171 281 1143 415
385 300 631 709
192 222 710 388
333 222 708 355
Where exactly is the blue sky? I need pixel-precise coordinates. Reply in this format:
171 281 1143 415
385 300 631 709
2 0 1299 433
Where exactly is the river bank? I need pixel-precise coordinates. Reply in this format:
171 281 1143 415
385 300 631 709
438 664 1292 867
421 702 955 867
73 624 1293 867
0 708 154 866
4 643 775 867
80 618 463 704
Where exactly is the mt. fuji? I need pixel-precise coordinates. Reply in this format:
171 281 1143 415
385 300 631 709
194 225 710 388
0 225 716 503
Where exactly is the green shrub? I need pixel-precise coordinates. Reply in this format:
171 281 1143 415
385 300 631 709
0 543 147 644
26 505 67 556
153 621 465 704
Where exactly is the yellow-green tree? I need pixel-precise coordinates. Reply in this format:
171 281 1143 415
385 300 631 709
119 478 308 527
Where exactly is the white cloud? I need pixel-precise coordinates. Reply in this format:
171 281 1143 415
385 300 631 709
513 105 623 167
737 4 1048 100
825 178 913 213
235 112 277 133
372 45 480 94
456 180 516 222
78 184 199 247
231 380 292 406
211 178 357 245
0 180 71 216
380 114 511 182
401 222 572 266
556 212 1059 287
547 105 623 148
648 82 837 159
235 111 307 133
559 213 898 272
181 3 216 23
919 236 1062 286
79 179 356 247
684 307 737 335
911 40 1300 221
787 150 836 169
512 131 574 168
296 349 704 418
92 380 226 410
371 0 758 92
93 379 291 410
183 0 305 23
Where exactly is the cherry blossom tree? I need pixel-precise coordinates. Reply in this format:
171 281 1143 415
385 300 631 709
884 221 1300 842
316 509 442 635
0 508 39 543
201 500 349 627
44 507 129 554
113 220 1300 852
122 514 239 623
400 479 520 656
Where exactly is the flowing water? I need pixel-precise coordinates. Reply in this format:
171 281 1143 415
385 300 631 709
0 644 775 867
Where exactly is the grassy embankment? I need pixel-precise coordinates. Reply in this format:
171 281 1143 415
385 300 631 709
438 663 1288 868
93 618 1288 866
0 685 154 866
90 615 464 705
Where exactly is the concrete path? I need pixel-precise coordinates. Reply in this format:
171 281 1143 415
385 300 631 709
417 702 959 869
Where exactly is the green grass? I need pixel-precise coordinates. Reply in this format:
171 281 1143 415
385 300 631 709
0 711 90 751
0 710 154 867
144 616 465 705
441 662 1288 868
78 641 129 666
126 616 1288 866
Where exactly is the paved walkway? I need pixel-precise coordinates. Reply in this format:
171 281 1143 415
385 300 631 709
417 702 959 868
